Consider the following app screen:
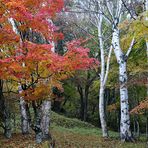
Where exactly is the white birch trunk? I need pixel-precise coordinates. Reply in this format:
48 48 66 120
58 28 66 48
146 0 148 13
18 85 30 134
9 19 30 134
99 87 108 137
112 28 132 141
98 9 108 137
41 100 51 141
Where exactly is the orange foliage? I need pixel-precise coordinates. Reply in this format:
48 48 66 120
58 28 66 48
130 97 148 115
0 0 98 101
107 102 120 112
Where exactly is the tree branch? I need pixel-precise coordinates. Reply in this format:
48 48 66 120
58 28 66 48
103 45 112 86
115 0 123 19
105 0 114 20
125 37 136 58
121 0 137 20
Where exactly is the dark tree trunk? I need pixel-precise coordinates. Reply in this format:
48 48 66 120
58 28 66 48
0 80 11 138
146 116 148 140
52 101 61 112
84 87 89 122
13 113 16 134
133 116 136 137
78 85 84 121
92 105 96 115
3 102 11 139
78 86 88 122
32 101 42 144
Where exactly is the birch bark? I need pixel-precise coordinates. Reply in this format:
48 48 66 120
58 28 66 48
9 18 30 135
18 85 30 134
98 1 113 137
41 100 52 141
112 27 132 141
98 10 108 137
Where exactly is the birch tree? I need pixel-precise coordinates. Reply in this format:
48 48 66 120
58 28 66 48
104 0 135 141
98 1 112 137
68 0 113 137
18 85 30 134
9 18 31 135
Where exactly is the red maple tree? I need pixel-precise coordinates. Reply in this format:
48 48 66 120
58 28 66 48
0 0 98 100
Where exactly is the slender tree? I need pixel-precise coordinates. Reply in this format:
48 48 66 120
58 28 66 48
98 1 112 137
105 0 135 141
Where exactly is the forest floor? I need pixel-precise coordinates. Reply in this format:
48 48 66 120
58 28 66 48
0 112 146 148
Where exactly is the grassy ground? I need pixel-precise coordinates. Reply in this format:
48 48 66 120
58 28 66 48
0 112 146 148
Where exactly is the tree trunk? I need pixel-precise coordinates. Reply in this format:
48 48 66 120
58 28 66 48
26 103 31 127
3 102 11 138
19 98 30 134
32 102 42 144
146 116 148 140
136 119 140 138
80 94 84 121
117 110 120 136
112 28 132 141
41 100 51 141
18 85 30 134
0 80 11 138
13 113 16 134
78 85 85 121
98 7 109 137
99 87 108 137
119 61 132 141
133 116 136 137
84 88 88 122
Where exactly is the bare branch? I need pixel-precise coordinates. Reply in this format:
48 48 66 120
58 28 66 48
103 45 112 86
121 0 137 20
125 37 136 58
73 23 98 43
105 0 114 19
115 0 123 19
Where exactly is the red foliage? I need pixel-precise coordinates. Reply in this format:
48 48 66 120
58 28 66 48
0 0 98 100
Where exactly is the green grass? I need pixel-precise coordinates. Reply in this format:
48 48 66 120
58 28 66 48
51 111 94 128
51 112 146 147
0 111 147 148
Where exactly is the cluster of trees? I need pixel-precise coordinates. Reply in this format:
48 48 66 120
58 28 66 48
0 0 148 145
56 0 148 142
0 0 97 144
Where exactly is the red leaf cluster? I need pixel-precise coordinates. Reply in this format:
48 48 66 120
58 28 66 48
0 0 99 100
